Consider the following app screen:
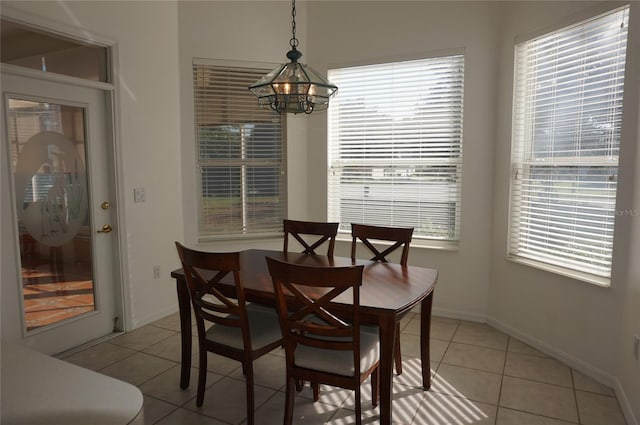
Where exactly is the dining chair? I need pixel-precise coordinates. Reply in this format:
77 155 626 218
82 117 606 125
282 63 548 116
266 257 379 425
283 219 339 257
174 242 283 424
350 223 414 375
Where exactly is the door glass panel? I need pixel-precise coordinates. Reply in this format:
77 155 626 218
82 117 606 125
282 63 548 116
7 98 95 332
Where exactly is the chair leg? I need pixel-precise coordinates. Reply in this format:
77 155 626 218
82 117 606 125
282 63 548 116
394 322 403 375
355 386 362 425
371 368 379 407
284 376 296 425
312 382 320 402
245 361 255 425
196 347 207 407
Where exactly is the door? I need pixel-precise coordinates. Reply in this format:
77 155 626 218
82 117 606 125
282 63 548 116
2 71 119 355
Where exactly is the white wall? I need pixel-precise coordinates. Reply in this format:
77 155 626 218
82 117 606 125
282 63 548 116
618 72 640 423
0 1 183 331
489 1 640 423
619 111 640 424
305 1 502 321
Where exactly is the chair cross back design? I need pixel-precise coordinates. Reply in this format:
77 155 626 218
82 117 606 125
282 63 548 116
266 257 379 425
283 219 339 256
280 278 353 340
190 267 240 327
175 242 283 425
351 223 414 265
350 223 414 376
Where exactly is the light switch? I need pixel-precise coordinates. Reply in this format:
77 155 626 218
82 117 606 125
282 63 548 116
134 187 146 203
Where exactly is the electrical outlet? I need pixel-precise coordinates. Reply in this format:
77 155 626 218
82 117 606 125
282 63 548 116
634 335 640 360
153 265 161 280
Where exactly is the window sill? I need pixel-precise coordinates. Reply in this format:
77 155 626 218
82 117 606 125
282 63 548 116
411 239 460 251
198 232 283 243
506 255 611 288
336 236 459 252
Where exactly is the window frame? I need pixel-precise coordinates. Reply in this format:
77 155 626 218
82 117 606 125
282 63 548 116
327 53 465 248
193 58 287 241
506 5 630 286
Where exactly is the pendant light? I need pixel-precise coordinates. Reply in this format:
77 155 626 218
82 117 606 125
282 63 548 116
249 0 337 114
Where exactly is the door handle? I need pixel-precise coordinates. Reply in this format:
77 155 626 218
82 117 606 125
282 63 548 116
97 224 113 233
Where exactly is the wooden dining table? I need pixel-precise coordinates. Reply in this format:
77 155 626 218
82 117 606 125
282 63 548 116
170 249 438 425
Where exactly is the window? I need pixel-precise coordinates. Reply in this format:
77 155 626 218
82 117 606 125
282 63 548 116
327 55 464 243
1 18 109 82
193 60 286 239
508 6 629 282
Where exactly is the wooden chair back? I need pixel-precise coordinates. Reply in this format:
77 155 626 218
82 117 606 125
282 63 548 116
267 257 363 373
175 243 283 423
351 223 414 266
266 257 379 424
174 242 250 353
283 219 339 257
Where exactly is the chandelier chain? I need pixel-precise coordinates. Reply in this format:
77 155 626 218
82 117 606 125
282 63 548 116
248 0 337 114
289 0 299 48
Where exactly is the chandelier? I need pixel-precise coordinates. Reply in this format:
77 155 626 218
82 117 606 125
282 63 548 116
249 0 337 114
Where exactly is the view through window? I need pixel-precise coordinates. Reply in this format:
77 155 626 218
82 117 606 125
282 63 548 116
508 6 629 281
327 55 465 242
193 60 286 239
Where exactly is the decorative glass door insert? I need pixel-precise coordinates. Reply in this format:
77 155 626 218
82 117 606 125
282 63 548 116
7 97 96 332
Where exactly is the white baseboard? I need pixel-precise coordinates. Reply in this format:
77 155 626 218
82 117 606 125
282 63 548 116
487 316 638 425
433 306 487 323
487 316 615 386
130 304 180 330
613 377 639 425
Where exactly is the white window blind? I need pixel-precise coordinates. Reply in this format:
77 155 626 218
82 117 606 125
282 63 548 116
193 60 286 239
327 55 464 242
508 6 629 280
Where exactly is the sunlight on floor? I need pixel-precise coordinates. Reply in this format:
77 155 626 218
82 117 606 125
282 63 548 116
304 356 490 425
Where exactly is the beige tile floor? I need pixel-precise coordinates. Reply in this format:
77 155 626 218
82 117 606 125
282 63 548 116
59 313 628 425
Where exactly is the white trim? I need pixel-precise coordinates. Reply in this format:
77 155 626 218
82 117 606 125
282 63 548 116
506 255 611 287
433 307 487 324
2 89 29 336
336 234 460 252
107 41 132 332
0 64 114 92
130 304 180 330
614 377 640 425
198 233 283 244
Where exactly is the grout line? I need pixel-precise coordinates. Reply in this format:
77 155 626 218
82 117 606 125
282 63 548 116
571 369 583 425
95 350 139 373
494 336 512 425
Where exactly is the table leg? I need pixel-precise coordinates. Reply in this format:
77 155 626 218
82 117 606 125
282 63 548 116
176 276 192 389
378 315 396 425
420 292 434 389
